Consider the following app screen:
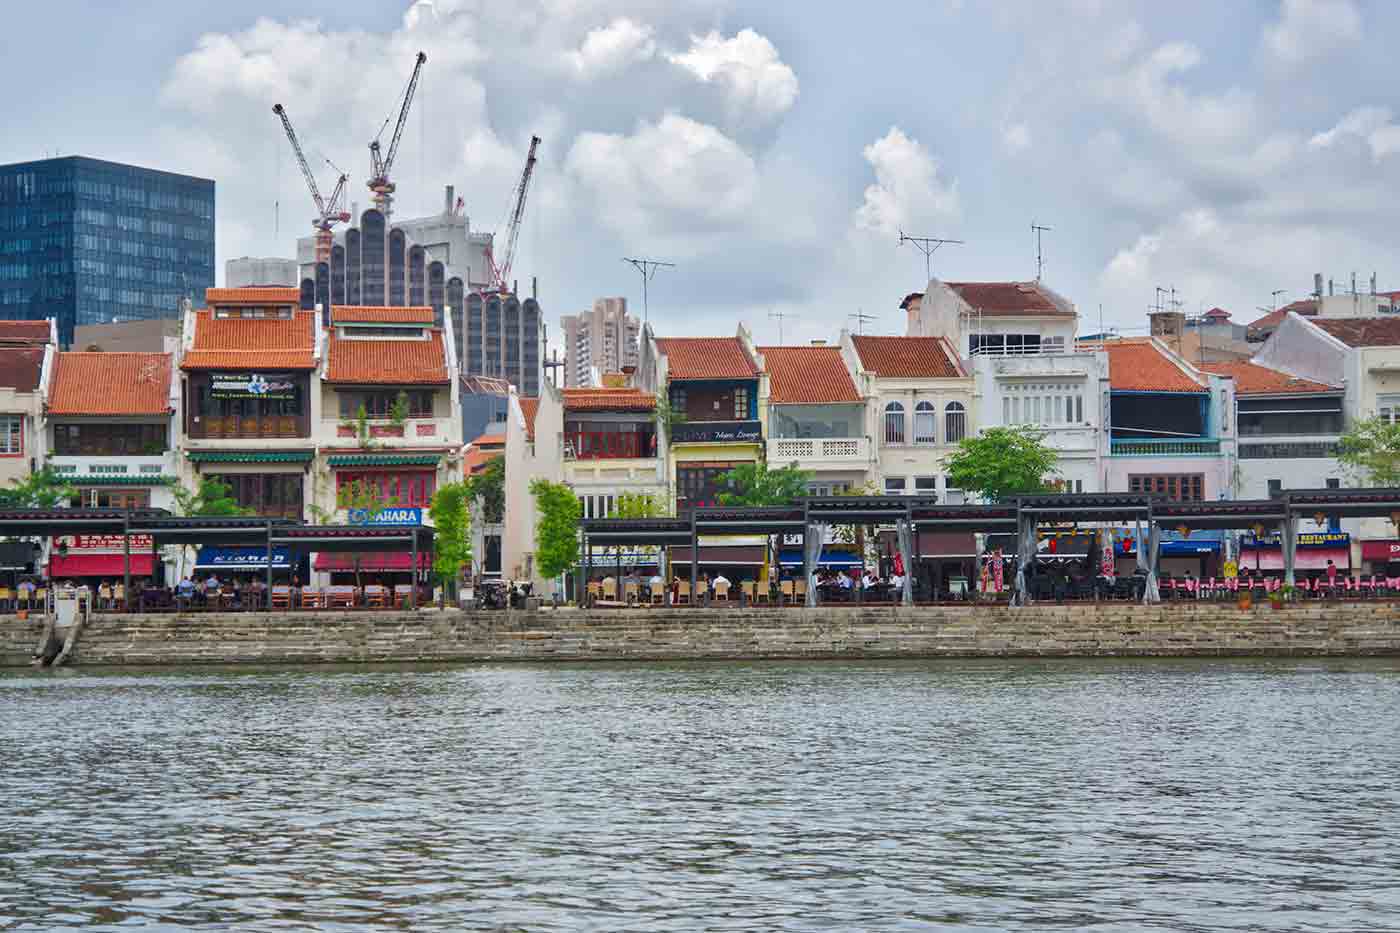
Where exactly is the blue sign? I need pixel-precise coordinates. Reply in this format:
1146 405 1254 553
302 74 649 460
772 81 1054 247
194 546 292 570
348 507 422 526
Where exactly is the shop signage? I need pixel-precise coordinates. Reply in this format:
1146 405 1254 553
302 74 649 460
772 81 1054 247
59 534 155 553
671 420 762 444
1242 531 1349 548
1360 540 1400 561
209 372 297 400
348 507 422 526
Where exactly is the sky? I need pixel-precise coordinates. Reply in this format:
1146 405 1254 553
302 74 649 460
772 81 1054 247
7 0 1400 349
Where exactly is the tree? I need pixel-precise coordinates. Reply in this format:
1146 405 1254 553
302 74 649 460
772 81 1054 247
1337 416 1400 486
429 482 472 608
942 425 1059 502
716 462 812 507
613 491 665 519
464 454 505 523
0 468 75 508
653 391 687 435
531 478 581 584
171 477 252 580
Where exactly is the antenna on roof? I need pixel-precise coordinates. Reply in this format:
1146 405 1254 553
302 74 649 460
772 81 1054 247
768 308 790 345
897 230 964 281
1031 222 1051 282
622 257 675 326
848 308 876 334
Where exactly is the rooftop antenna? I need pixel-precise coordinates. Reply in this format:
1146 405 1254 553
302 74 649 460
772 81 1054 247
1270 289 1286 310
848 308 876 334
768 308 790 345
898 229 964 281
1031 222 1051 282
622 257 674 326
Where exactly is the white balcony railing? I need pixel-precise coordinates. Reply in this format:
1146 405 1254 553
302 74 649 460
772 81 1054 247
768 437 870 463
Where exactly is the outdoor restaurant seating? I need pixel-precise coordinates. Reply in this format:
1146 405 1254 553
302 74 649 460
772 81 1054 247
650 581 666 605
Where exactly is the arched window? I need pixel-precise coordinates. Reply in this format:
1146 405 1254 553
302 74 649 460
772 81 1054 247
914 401 937 444
945 401 967 443
884 401 905 445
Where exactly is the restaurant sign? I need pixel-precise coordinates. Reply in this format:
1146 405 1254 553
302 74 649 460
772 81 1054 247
1360 540 1400 561
671 420 762 444
209 372 297 400
58 534 155 553
348 507 422 526
1241 531 1349 548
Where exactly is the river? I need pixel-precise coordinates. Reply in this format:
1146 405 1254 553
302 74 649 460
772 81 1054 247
3 659 1399 931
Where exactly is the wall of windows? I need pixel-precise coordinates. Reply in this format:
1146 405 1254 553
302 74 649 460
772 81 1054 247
1238 396 1342 436
336 389 435 419
770 404 861 439
564 420 657 459
0 415 22 455
669 382 756 422
207 473 304 521
53 422 166 455
335 470 436 508
676 462 741 514
69 487 150 509
1128 474 1204 502
1002 382 1086 427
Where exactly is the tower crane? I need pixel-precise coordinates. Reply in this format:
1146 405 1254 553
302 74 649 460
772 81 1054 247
485 135 541 294
272 103 350 265
367 51 427 220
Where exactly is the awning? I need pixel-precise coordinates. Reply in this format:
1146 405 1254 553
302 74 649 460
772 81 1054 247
667 545 766 566
313 551 431 571
195 546 293 570
186 450 314 463
1238 547 1350 571
778 548 863 568
327 453 442 467
1361 540 1400 562
49 553 156 577
63 475 178 486
1118 539 1222 556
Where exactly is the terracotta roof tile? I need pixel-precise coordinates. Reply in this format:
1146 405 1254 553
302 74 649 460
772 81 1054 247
181 309 318 370
759 345 860 403
561 387 656 412
1312 317 1400 348
49 352 171 415
0 320 51 344
470 433 506 449
851 335 963 378
944 281 1075 317
1248 299 1318 333
463 446 502 476
519 398 539 441
1080 338 1205 393
656 337 759 380
205 287 301 306
326 332 449 384
0 346 44 391
1198 360 1340 395
332 306 435 324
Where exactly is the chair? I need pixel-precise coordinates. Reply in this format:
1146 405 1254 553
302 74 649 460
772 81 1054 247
780 580 795 605
299 588 323 610
624 581 640 606
0 586 10 612
393 584 414 608
676 580 692 605
741 581 756 605
602 578 618 602
587 581 602 607
364 585 388 609
694 580 709 605
649 581 666 605
326 586 356 610
714 580 730 603
794 579 808 603
271 585 292 610
754 581 772 605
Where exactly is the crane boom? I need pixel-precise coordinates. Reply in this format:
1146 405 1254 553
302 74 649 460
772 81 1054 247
367 51 427 218
273 103 326 216
490 135 541 292
273 103 351 265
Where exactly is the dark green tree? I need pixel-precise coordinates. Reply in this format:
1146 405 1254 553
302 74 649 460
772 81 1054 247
171 477 251 579
465 454 505 523
1337 416 1400 486
0 467 76 508
429 481 472 608
942 425 1059 502
530 478 582 583
716 462 811 507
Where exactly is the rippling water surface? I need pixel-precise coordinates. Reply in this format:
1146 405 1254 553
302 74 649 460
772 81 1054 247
4 659 1400 931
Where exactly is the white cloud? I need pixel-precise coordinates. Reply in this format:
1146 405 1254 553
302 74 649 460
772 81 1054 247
1309 106 1400 161
1002 123 1031 153
668 29 799 128
853 127 959 236
1263 0 1362 65
567 18 655 79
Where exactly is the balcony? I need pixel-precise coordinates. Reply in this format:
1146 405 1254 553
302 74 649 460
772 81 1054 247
193 415 303 440
670 420 762 445
1111 437 1221 457
767 436 870 467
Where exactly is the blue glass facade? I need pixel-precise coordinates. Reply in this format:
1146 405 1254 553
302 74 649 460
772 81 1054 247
0 156 214 345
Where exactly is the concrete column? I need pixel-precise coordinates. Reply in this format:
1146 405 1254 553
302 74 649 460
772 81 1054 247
122 511 132 612
1282 516 1297 588
265 521 274 611
1141 521 1161 604
896 518 914 606
1012 510 1035 607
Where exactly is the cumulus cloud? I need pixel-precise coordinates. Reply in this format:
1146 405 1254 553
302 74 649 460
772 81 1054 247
1309 106 1400 161
668 29 799 128
1263 0 1362 65
567 17 656 78
853 127 959 236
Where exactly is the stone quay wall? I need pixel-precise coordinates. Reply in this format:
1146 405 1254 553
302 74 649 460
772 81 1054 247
3 603 1399 667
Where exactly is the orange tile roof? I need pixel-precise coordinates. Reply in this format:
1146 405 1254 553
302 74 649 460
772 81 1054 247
519 398 539 441
656 337 759 380
181 309 318 370
463 446 502 476
332 306 435 324
205 286 301 306
0 346 44 392
470 433 506 449
851 335 964 378
49 352 171 415
561 387 656 412
0 320 51 344
944 281 1075 317
759 345 861 403
1198 360 1340 396
326 331 449 384
1312 317 1400 348
1247 299 1318 333
1081 338 1205 393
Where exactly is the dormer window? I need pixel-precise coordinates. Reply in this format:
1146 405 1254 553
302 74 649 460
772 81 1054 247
337 325 427 339
213 306 293 319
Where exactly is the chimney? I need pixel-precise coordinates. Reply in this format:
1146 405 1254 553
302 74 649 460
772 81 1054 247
1314 273 1323 298
621 364 637 388
1329 278 1335 296
1371 272 1377 295
445 185 454 214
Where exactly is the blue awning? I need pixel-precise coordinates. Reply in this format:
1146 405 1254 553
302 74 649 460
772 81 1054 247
194 546 292 570
778 548 863 568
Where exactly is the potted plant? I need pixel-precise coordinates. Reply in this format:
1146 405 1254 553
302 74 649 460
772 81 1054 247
1236 585 1252 611
1280 583 1296 607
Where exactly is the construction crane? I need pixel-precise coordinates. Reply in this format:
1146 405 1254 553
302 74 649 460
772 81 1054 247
367 50 427 220
272 103 350 264
485 135 541 294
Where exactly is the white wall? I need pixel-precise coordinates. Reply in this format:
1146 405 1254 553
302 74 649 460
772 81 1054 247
503 383 564 593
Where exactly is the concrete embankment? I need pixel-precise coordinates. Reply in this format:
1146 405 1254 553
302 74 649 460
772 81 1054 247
3 603 1400 666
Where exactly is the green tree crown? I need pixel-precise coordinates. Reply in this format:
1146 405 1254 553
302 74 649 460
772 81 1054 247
1337 416 1400 486
429 482 473 588
942 425 1059 502
716 462 812 507
531 478 582 579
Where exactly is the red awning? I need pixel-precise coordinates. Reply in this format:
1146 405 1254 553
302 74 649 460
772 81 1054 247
48 553 157 578
1361 540 1400 562
1238 547 1349 571
313 551 431 572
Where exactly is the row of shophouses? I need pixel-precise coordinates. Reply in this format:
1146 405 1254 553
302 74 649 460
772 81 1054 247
2 277 1399 594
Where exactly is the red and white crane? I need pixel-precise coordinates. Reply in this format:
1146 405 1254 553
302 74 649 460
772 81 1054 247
367 51 427 220
484 135 541 294
272 103 351 265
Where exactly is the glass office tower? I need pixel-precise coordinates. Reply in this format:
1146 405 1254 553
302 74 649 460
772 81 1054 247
0 156 214 345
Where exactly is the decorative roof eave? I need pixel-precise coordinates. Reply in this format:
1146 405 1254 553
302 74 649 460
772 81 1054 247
325 453 444 467
62 475 177 486
186 451 316 463
322 375 451 386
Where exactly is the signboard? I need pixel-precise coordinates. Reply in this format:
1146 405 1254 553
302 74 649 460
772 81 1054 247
209 372 297 400
58 534 155 554
1360 540 1400 561
1242 532 1349 548
671 420 762 444
1223 560 1238 579
348 507 422 526
195 546 292 570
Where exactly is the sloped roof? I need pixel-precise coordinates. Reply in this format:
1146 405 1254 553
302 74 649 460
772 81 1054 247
1203 307 1231 319
470 433 506 449
520 398 539 441
49 352 171 415
1198 360 1340 396
851 335 963 378
332 306 435 324
326 332 449 384
0 320 51 344
205 286 301 306
0 346 44 392
463 446 502 476
561 387 656 412
759 345 860 403
1082 338 1206 393
181 309 318 370
944 281 1075 317
1311 317 1400 348
655 337 759 380
1248 299 1318 333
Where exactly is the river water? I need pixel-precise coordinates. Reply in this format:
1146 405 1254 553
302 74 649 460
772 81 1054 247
3 659 1400 931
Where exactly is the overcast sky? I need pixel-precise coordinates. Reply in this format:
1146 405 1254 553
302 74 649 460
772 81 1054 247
7 0 1399 346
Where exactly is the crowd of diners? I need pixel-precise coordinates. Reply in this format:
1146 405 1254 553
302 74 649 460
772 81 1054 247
0 573 429 612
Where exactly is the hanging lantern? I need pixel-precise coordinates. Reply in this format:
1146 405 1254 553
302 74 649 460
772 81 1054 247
1176 524 1191 538
1313 511 1328 527
1252 523 1266 538
1048 537 1058 553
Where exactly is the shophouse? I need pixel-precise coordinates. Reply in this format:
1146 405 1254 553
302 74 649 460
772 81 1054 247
0 320 54 493
760 343 874 496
